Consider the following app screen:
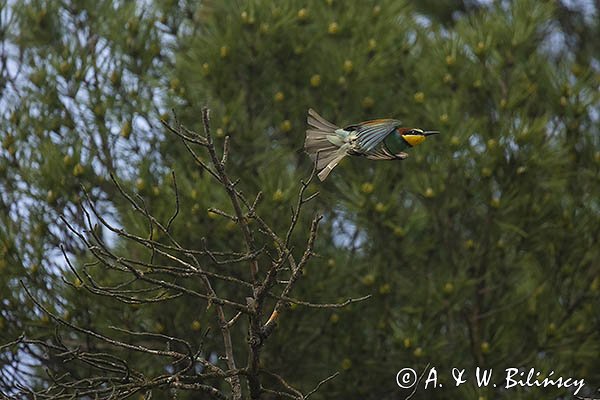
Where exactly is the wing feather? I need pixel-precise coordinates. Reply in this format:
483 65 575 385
352 119 401 153
364 147 394 160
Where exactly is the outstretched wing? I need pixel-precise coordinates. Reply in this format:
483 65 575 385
347 119 401 153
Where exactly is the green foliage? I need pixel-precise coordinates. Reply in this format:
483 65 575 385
2 0 600 399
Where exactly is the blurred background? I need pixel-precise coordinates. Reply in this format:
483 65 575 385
1 0 599 399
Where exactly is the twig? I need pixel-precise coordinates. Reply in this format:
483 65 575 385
404 363 431 400
260 369 303 398
166 170 180 232
200 107 259 284
305 371 340 399
277 294 372 308
20 281 189 360
263 215 323 335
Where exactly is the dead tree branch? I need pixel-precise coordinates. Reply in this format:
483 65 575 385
2 107 370 400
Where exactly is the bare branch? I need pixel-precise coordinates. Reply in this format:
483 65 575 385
200 107 260 284
305 371 340 399
263 215 323 335
403 363 431 400
166 170 180 232
207 207 237 221
221 135 230 166
285 157 319 247
20 281 189 361
276 294 372 309
260 369 303 398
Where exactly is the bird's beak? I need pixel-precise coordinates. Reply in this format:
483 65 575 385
424 131 440 136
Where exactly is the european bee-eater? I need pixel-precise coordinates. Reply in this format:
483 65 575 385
305 108 440 181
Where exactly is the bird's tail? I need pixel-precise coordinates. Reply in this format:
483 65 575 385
305 108 348 181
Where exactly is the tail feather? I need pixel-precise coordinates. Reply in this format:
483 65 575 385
316 149 348 181
304 109 347 181
308 108 338 131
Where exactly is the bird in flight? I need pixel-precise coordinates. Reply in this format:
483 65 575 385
305 109 440 181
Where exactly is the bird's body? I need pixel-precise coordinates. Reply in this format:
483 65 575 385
305 109 439 181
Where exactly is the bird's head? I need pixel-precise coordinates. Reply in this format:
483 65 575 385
398 128 440 147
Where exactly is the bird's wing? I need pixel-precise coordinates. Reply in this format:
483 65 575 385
364 146 408 160
350 119 401 153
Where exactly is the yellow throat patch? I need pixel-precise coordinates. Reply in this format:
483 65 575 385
403 134 426 147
